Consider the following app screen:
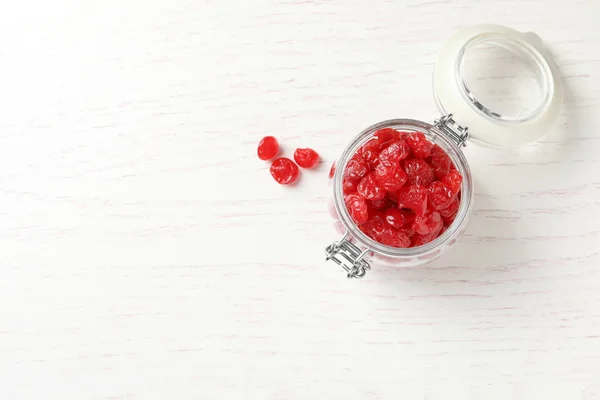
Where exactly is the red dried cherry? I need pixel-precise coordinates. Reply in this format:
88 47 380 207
442 169 463 194
374 161 408 192
412 231 439 247
329 162 336 179
406 132 433 158
373 128 398 143
360 212 387 241
345 194 369 225
430 144 452 179
404 159 435 187
440 197 459 217
397 184 429 216
428 181 456 211
345 154 369 180
294 148 320 169
257 136 279 160
343 177 359 194
379 140 410 163
397 131 410 140
270 157 299 185
412 210 443 236
384 208 415 230
440 197 459 225
357 174 386 201
368 198 391 211
359 139 383 164
379 228 411 248
442 213 458 226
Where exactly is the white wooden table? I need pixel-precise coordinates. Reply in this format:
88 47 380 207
1 1 599 398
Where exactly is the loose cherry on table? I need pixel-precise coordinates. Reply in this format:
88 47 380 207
294 148 320 169
257 136 279 161
269 157 300 185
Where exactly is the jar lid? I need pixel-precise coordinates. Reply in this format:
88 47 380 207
433 24 563 148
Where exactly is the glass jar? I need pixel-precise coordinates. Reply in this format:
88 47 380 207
325 24 563 279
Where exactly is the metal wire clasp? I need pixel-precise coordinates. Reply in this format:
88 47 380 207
434 114 469 147
325 231 371 279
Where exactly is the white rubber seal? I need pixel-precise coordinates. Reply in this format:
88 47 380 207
433 24 563 148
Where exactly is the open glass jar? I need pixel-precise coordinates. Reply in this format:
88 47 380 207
325 24 563 279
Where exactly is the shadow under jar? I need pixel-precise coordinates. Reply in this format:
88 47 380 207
325 24 563 279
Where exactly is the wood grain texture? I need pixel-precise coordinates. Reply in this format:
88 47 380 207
0 0 599 398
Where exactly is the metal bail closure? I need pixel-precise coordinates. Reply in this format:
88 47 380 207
434 114 469 147
325 231 371 279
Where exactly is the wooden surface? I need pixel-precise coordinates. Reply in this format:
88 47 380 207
1 0 599 398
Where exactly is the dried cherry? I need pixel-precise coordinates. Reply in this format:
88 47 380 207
345 194 369 225
412 210 443 236
374 161 407 192
406 132 433 158
442 169 463 194
294 148 319 168
384 208 415 230
428 181 456 211
270 157 299 185
257 136 279 160
357 173 386 201
397 184 429 216
404 159 435 187
430 144 451 179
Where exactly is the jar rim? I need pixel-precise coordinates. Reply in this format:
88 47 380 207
332 118 474 258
